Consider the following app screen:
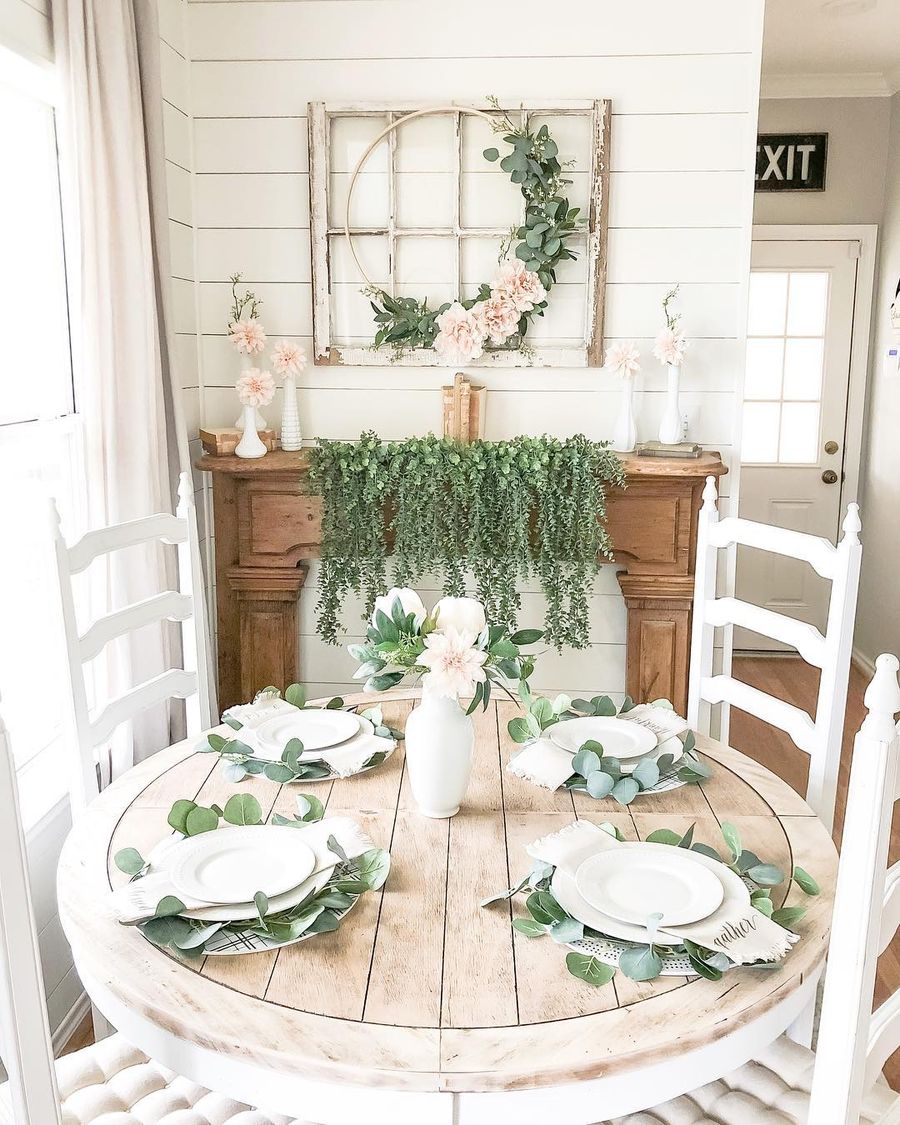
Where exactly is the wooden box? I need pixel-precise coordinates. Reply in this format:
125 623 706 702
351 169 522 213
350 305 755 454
199 427 279 456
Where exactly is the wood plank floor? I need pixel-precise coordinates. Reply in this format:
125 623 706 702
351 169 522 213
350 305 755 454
59 657 899 1090
731 654 900 1088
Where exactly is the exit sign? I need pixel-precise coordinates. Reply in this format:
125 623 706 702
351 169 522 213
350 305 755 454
755 133 828 192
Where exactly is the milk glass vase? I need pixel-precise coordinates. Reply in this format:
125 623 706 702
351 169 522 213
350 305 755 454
612 378 637 453
280 374 303 451
658 363 682 445
403 690 474 819
234 404 267 459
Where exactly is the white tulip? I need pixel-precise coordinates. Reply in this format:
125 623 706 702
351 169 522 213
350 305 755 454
432 596 487 638
372 587 426 627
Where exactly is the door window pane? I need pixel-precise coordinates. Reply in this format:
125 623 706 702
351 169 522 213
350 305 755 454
744 338 784 399
786 272 829 335
741 403 780 463
747 272 788 335
778 403 820 463
783 338 824 401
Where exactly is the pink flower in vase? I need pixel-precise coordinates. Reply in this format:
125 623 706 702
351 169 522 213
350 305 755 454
433 302 485 365
472 292 521 345
492 259 547 313
652 326 688 367
604 341 642 378
228 318 267 355
271 339 307 377
236 368 276 408
417 628 488 698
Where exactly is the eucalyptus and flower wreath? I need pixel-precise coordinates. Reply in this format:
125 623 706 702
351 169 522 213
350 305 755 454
363 102 582 362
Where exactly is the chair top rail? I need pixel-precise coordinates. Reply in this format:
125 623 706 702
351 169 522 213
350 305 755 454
87 668 198 748
67 513 188 574
704 597 827 667
708 516 839 580
700 675 816 755
78 591 194 663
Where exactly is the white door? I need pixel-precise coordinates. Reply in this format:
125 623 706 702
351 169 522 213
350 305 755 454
735 239 858 650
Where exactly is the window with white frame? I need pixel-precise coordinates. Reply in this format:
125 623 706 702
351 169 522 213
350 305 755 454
742 270 830 465
309 101 609 367
0 51 84 822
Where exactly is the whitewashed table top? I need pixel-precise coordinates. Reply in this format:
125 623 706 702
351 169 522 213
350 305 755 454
57 690 837 1093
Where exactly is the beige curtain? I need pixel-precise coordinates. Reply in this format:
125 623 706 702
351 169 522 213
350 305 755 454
50 0 195 777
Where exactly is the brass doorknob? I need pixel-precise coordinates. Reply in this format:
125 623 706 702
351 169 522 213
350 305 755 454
822 469 838 484
824 440 839 455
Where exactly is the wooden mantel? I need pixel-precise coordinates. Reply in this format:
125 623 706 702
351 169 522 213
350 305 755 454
198 449 727 713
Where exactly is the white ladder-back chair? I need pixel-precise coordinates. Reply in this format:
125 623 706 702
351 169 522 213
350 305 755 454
0 707 299 1125
49 472 213 813
687 475 862 831
606 655 900 1125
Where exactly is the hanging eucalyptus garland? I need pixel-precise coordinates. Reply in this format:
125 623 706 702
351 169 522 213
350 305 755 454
306 433 624 649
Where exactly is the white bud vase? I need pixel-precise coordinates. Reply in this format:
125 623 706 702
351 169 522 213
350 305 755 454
404 690 474 819
658 363 682 445
280 373 303 451
235 354 267 430
234 404 267 459
612 377 637 453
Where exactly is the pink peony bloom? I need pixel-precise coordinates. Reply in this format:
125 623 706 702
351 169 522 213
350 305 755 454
604 341 642 378
491 259 547 313
271 339 307 377
652 326 688 367
433 302 485 365
472 292 521 346
417 627 488 699
228 318 267 355
236 368 276 408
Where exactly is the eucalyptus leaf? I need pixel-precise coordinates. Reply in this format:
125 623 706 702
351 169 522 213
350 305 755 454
526 890 566 926
611 778 640 806
327 835 349 862
284 683 306 708
589 695 617 717
153 895 186 919
114 847 146 876
793 866 821 895
721 821 742 862
549 917 584 944
510 628 542 645
632 758 660 789
140 914 192 946
482 146 500 161
173 922 225 950
223 793 262 826
513 917 546 938
264 762 296 783
566 951 615 987
507 717 532 744
772 906 806 930
223 761 248 783
572 748 601 778
354 848 391 891
644 829 681 847
618 945 663 982
747 863 784 886
167 798 196 834
184 806 219 836
254 891 269 924
586 770 615 799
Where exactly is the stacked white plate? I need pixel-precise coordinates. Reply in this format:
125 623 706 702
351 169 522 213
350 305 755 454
147 826 345 956
249 708 375 763
544 715 683 775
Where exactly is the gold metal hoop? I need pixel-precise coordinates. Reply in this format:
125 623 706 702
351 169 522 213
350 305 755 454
343 106 502 290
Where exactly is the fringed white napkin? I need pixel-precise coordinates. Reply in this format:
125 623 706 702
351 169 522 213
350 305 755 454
623 703 690 740
221 699 394 778
111 815 373 924
506 737 577 790
526 819 798 965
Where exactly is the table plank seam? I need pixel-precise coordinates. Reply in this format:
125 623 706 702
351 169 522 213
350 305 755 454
493 701 521 1028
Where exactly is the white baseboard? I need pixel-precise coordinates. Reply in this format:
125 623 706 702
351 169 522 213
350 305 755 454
53 991 89 1055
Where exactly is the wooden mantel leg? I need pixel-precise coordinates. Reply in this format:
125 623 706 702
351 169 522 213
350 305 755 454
618 574 694 713
227 566 307 705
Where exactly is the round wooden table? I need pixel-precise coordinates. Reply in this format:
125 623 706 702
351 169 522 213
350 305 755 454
57 691 837 1125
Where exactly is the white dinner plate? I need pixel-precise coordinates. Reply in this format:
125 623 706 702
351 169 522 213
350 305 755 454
575 846 725 927
169 826 317 904
183 866 333 922
254 710 372 760
552 844 745 944
619 735 685 776
547 717 658 760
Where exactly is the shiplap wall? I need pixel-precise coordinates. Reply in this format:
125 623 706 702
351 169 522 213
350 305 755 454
175 0 763 700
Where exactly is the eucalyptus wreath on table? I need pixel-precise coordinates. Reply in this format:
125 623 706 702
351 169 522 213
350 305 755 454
509 688 711 805
482 819 821 987
114 793 390 957
306 432 624 649
366 98 582 360
199 682 402 784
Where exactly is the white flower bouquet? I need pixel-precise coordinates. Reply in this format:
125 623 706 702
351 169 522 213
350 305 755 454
348 588 543 711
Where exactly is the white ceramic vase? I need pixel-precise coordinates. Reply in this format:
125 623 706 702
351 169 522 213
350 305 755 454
280 373 303 451
235 354 267 430
234 404 267 459
658 363 682 445
612 377 637 453
404 690 474 819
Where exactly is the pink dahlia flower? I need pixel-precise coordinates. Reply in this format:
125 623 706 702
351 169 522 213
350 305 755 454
491 259 547 313
433 302 485 365
228 318 267 355
236 368 276 408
